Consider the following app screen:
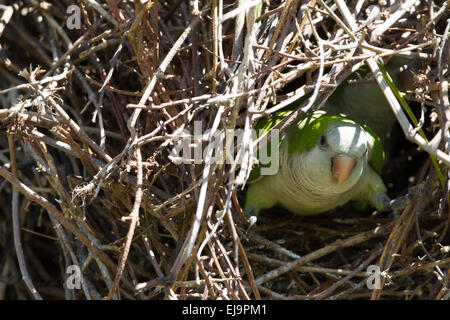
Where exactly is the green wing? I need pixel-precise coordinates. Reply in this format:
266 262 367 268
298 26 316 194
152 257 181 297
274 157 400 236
248 92 313 183
362 123 385 174
247 110 288 183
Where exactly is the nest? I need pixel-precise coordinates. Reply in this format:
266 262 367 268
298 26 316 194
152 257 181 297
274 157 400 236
0 0 449 300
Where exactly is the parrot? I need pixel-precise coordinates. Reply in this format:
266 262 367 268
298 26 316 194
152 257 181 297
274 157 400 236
243 57 418 219
244 109 391 217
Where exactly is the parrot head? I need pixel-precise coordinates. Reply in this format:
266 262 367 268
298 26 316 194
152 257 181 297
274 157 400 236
287 112 371 195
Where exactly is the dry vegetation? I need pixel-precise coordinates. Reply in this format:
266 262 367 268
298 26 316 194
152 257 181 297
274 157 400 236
0 0 449 300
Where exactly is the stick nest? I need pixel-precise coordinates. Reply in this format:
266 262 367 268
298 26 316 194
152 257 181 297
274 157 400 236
0 0 449 300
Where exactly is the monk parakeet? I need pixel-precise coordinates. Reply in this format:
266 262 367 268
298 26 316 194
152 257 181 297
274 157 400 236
243 58 418 218
244 110 391 216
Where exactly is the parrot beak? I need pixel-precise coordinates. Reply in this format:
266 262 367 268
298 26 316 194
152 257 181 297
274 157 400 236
331 154 356 184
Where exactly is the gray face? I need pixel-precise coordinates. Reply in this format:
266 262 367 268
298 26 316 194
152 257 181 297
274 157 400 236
323 121 368 159
289 121 369 193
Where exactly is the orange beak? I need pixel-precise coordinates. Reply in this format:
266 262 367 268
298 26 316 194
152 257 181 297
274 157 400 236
331 154 356 184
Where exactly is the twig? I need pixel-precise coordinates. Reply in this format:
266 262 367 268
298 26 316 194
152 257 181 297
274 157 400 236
169 105 225 280
8 133 42 300
255 222 394 285
106 147 143 299
0 166 117 273
142 235 164 278
127 4 209 138
370 0 421 42
331 0 450 168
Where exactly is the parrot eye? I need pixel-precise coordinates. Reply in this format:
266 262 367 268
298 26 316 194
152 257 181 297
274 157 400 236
319 135 328 149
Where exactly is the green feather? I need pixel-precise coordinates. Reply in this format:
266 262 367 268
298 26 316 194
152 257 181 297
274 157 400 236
361 123 385 174
287 111 354 155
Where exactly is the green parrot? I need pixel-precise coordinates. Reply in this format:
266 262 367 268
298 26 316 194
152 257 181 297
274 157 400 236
244 57 418 219
244 110 391 217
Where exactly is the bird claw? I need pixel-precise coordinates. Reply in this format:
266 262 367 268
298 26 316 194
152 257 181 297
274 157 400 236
247 215 258 231
388 183 424 214
242 208 258 232
389 196 409 214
